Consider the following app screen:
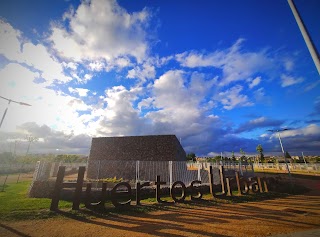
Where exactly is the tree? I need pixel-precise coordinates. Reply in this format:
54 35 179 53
256 144 265 163
240 148 246 162
54 154 86 163
186 152 196 162
231 151 236 161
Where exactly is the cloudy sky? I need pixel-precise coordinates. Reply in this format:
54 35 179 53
0 0 319 156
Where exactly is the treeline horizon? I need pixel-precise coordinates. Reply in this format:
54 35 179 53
0 152 87 164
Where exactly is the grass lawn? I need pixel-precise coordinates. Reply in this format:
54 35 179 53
0 181 72 220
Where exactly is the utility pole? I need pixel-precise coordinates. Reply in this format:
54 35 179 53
288 0 320 75
25 135 38 155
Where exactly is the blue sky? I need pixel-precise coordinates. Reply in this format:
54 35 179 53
0 0 319 156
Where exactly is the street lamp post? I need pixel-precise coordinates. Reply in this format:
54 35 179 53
0 96 31 128
287 0 320 75
267 129 293 189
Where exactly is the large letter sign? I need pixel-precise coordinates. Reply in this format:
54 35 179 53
190 180 202 200
170 181 187 202
111 182 132 207
50 165 274 211
155 175 167 203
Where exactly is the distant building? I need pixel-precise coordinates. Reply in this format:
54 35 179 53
291 156 301 161
87 135 186 179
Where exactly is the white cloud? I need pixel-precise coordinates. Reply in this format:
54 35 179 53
251 117 266 124
248 76 261 89
92 85 147 136
175 51 221 68
275 124 320 138
138 97 154 110
254 87 265 100
175 39 272 85
88 70 220 141
67 98 91 111
64 62 78 70
215 85 253 110
145 70 218 137
49 0 150 65
189 72 217 95
175 38 249 68
0 20 92 134
20 43 72 84
208 114 219 119
127 63 156 82
151 70 201 120
49 28 84 61
281 74 304 87
68 87 90 97
104 56 133 72
304 80 320 92
114 57 132 68
152 70 196 118
0 20 72 84
0 20 22 61
0 63 92 135
284 59 294 71
253 87 270 105
0 63 41 101
84 74 92 81
88 61 106 71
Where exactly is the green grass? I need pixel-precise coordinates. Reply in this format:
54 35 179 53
0 173 34 186
0 181 72 220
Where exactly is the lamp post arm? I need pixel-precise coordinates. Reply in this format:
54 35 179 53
0 96 31 129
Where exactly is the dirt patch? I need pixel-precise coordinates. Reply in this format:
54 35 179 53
1 175 320 237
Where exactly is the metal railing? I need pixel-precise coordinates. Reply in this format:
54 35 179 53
32 160 254 187
0 163 37 191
